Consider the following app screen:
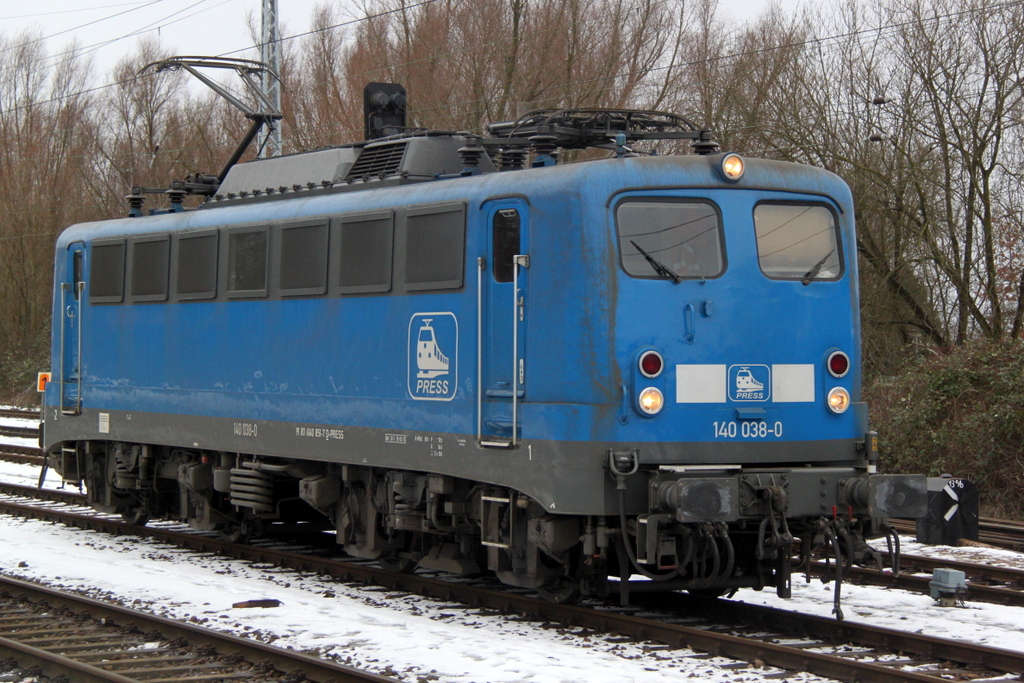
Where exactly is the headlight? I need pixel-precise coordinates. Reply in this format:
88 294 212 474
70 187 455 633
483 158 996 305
827 387 850 414
720 153 744 182
638 387 664 415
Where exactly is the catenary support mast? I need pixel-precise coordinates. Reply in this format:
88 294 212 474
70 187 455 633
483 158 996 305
260 0 282 157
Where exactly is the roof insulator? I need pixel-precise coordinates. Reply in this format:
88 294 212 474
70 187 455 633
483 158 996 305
126 188 146 218
165 181 187 212
499 148 527 171
530 134 558 167
458 143 485 175
691 130 720 156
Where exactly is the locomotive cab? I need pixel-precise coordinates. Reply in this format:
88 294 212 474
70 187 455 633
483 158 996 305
592 155 926 602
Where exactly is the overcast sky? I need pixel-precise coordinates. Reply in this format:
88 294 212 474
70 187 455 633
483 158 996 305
0 0 805 85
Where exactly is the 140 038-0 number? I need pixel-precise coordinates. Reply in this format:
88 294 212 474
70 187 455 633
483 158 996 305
713 421 783 438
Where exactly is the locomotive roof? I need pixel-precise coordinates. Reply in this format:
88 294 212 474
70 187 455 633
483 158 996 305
57 154 852 249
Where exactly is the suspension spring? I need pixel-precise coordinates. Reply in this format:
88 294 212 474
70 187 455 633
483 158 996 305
229 464 274 513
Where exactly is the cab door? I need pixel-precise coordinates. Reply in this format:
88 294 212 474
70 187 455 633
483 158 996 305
478 200 529 447
60 243 85 414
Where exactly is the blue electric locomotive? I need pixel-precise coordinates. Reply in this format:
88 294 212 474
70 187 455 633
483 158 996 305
42 99 925 609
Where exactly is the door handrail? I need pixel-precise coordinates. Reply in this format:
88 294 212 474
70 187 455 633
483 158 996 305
511 254 529 447
59 283 67 413
476 256 485 443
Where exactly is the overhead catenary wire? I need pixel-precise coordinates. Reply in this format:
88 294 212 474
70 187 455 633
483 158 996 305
0 0 230 83
0 2 153 21
5 0 1023 122
0 0 168 57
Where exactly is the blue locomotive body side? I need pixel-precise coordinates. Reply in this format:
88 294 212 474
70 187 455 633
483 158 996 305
41 128 925 603
43 155 865 514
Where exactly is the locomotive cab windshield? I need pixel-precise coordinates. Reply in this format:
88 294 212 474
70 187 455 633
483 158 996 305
753 202 843 282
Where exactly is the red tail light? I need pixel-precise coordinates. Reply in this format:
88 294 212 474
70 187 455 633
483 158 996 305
639 351 664 378
827 351 850 378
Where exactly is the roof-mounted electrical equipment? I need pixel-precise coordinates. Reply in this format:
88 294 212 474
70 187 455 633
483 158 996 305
364 83 408 140
482 109 719 156
125 56 284 216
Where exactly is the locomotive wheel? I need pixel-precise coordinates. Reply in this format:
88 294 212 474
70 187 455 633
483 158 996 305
219 524 249 544
379 550 418 574
686 587 727 600
219 514 264 543
120 507 151 526
537 577 582 604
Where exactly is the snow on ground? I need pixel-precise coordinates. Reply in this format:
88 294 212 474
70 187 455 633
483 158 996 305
3 449 1024 681
0 462 827 683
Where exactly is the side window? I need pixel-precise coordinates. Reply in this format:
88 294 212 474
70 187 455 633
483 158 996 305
175 231 218 300
130 235 170 302
492 208 520 283
72 250 83 301
754 203 842 281
404 204 466 291
617 200 725 280
89 239 126 303
226 227 268 297
279 220 329 296
337 211 394 294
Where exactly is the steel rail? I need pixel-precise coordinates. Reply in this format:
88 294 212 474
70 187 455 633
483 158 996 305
0 445 44 456
2 497 1023 682
890 518 1024 550
638 592 1024 676
0 634 141 683
0 451 45 467
0 408 41 421
0 481 85 504
0 574 393 683
893 553 1024 585
0 425 41 440
808 562 1024 608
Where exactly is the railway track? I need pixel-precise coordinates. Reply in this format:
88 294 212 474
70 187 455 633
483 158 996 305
0 574 392 683
0 425 39 440
806 558 1024 608
1 483 1022 683
0 408 40 421
0 445 44 467
890 517 1024 550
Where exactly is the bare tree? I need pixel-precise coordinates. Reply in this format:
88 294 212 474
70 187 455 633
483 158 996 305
0 32 98 368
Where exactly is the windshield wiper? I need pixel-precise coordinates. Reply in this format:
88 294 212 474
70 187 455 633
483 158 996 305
801 250 835 286
630 240 683 284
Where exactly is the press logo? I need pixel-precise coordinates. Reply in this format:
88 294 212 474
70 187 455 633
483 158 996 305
408 312 458 401
729 364 770 401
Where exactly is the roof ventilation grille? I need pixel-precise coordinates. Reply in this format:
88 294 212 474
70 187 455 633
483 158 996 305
345 141 409 180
